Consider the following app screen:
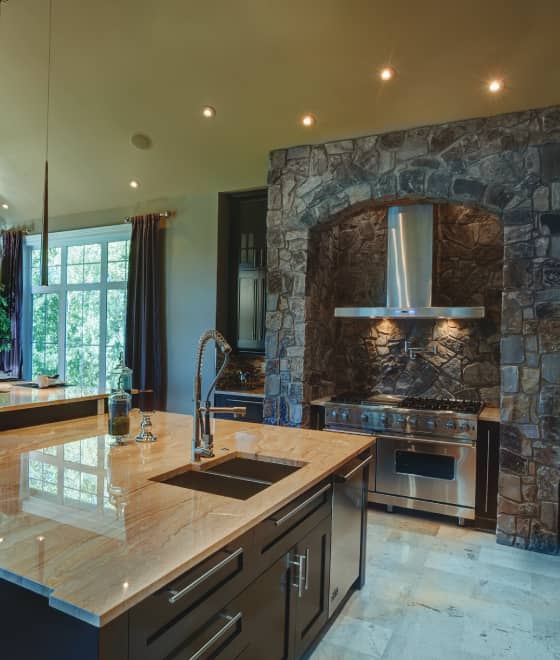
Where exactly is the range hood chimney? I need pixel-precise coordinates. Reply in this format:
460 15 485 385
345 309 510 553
334 204 485 320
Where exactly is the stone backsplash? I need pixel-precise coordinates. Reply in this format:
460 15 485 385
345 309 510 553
264 105 560 554
306 203 503 405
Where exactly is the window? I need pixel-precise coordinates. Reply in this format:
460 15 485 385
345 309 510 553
24 226 131 389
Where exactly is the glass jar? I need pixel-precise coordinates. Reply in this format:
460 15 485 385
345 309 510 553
108 389 132 445
110 353 133 394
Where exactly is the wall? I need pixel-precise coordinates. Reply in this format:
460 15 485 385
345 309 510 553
40 192 219 414
305 203 503 405
264 105 560 554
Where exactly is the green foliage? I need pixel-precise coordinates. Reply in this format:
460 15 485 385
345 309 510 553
0 284 12 352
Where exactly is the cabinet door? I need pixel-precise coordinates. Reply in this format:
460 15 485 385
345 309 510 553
237 268 266 352
475 421 500 531
291 516 332 659
236 555 292 660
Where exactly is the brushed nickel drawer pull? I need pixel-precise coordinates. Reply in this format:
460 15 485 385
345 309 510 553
272 484 332 527
167 548 243 604
188 612 242 660
304 547 310 591
340 455 373 481
289 553 305 598
226 398 263 406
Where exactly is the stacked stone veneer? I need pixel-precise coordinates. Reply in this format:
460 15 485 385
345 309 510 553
264 105 560 554
305 203 503 405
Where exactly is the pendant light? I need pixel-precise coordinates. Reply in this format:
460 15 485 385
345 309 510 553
41 0 54 286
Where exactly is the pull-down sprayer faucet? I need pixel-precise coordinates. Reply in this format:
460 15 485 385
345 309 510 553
192 330 246 461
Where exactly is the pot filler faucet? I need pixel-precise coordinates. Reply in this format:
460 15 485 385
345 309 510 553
192 329 247 461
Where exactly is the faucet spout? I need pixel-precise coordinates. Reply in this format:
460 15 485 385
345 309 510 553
192 330 246 461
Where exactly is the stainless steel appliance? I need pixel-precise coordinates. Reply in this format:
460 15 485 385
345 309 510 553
322 394 482 523
329 452 372 618
334 204 485 320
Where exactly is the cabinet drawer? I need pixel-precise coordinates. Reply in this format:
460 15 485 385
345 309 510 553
255 480 332 568
130 531 255 660
214 394 263 423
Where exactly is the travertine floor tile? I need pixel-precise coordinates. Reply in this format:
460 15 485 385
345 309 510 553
311 507 560 660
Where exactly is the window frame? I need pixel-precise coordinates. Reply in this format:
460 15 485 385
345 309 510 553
23 224 131 388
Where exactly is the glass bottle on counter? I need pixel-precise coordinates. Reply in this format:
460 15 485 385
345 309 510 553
108 383 132 445
110 353 133 394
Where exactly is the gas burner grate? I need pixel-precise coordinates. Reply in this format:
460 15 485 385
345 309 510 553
400 397 482 414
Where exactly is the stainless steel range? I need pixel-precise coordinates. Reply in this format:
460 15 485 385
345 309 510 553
322 393 482 523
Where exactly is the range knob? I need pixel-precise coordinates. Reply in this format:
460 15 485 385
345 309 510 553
340 410 349 422
379 413 387 424
330 409 338 419
360 413 369 424
445 420 456 430
408 416 417 427
459 420 471 431
426 418 437 429
396 415 406 427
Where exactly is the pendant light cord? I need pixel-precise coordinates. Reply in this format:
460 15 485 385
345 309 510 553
45 0 53 159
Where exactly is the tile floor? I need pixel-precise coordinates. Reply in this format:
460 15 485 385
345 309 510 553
311 507 560 660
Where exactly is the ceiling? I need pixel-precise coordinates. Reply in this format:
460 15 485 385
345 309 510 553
1 0 560 223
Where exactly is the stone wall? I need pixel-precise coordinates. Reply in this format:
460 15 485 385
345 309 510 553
307 203 503 404
264 105 560 554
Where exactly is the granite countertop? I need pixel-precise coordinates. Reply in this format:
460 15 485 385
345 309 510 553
0 384 108 413
215 388 264 398
0 411 374 627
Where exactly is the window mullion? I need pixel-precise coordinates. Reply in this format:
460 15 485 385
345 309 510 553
59 246 68 381
99 242 109 390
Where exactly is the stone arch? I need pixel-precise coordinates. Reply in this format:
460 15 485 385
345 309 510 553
264 106 560 553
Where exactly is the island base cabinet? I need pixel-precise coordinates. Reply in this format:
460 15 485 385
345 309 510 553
291 516 331 659
239 515 332 660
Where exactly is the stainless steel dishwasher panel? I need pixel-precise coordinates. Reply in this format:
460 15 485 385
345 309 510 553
329 453 372 618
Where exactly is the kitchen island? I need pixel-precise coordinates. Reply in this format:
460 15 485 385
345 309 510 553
0 411 373 659
0 383 107 430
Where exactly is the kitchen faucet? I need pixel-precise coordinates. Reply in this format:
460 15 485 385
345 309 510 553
192 329 246 461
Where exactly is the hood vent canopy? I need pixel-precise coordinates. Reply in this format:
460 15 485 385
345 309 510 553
334 204 485 320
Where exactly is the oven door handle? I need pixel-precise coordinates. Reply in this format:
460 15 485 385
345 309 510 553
322 428 374 437
377 433 475 449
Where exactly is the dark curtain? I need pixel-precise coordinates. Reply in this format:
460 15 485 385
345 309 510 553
125 214 165 409
0 230 23 378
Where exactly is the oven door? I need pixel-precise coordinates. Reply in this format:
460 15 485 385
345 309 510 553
376 434 476 509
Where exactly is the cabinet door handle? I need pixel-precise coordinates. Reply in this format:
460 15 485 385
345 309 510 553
272 484 332 527
289 553 305 598
167 547 243 604
338 455 373 481
485 430 490 513
188 612 242 660
304 547 310 591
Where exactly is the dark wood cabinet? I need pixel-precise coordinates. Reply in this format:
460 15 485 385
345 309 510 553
235 555 292 660
216 189 267 354
475 421 500 532
1 476 366 660
291 516 331 659
214 392 263 423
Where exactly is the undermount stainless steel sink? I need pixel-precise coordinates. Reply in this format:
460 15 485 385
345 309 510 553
153 456 303 500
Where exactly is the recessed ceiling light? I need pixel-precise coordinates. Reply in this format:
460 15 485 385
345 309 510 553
488 79 504 93
302 114 316 127
202 106 216 118
1 203 8 210
37 535 45 542
129 179 140 189
380 66 395 81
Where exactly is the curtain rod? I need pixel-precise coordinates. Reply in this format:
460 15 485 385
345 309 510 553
124 211 172 224
1 224 34 235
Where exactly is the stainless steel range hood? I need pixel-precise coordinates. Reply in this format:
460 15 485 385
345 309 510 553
334 204 485 320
